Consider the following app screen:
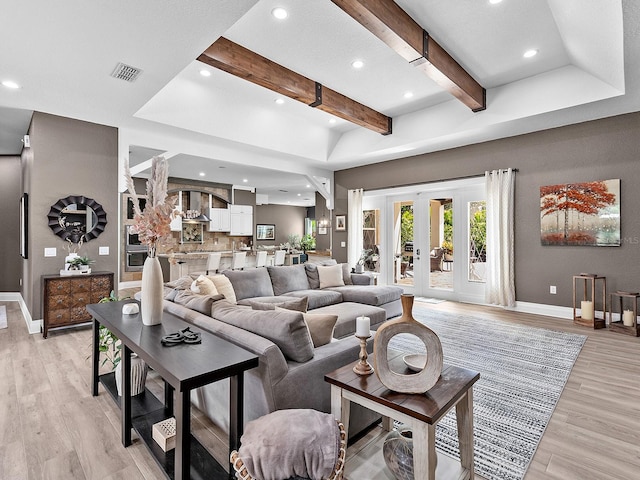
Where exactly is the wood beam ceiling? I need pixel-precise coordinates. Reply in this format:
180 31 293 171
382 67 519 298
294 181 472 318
198 37 392 135
331 0 486 112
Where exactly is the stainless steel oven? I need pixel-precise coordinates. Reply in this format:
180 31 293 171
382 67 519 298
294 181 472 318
125 249 148 272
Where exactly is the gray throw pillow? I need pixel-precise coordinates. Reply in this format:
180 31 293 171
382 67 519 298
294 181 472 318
305 264 321 289
174 290 225 315
211 302 314 362
224 268 275 301
267 265 310 295
250 296 308 313
341 263 353 285
165 275 196 290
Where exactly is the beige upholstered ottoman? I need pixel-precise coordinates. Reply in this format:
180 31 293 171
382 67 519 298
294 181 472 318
230 409 346 480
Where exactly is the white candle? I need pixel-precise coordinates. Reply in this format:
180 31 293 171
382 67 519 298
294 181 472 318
581 300 594 321
355 316 370 337
622 309 635 327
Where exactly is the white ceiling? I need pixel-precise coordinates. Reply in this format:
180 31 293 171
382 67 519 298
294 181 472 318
1 0 637 206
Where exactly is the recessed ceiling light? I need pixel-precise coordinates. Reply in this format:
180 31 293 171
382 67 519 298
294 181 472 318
297 193 301 196
403 91 414 99
2 80 20 89
243 178 248 183
275 98 285 105
306 184 311 188
272 7 288 19
329 118 337 124
523 49 538 58
199 172 206 177
199 69 211 77
351 59 364 69
489 0 502 4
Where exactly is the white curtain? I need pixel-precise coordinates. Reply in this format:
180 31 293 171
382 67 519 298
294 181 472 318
348 188 364 268
485 169 516 307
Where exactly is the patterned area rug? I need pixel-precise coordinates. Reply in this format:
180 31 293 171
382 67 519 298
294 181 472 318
388 307 586 480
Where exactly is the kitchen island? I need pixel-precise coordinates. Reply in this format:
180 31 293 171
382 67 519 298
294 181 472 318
158 250 257 281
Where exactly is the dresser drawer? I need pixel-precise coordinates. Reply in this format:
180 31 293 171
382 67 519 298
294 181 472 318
71 292 91 309
69 277 91 293
70 306 92 323
48 278 71 295
48 294 71 310
48 309 70 326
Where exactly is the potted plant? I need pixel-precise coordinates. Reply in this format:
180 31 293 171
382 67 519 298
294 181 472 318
355 249 372 274
97 291 148 396
67 255 94 271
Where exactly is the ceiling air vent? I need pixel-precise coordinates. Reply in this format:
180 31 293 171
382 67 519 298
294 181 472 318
111 62 142 83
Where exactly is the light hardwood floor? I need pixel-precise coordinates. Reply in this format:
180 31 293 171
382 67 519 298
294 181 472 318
1 299 639 479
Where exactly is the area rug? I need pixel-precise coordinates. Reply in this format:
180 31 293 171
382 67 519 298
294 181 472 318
388 307 586 480
0 305 7 329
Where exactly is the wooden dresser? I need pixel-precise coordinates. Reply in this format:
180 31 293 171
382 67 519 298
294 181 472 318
42 271 114 338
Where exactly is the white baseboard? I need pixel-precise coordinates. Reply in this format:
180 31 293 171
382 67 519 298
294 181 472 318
0 292 42 334
509 301 574 320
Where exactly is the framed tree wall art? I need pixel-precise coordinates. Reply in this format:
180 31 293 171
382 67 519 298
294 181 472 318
540 179 620 246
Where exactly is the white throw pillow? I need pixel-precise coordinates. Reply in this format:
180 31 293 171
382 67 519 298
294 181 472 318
208 275 237 304
317 264 345 289
191 275 218 296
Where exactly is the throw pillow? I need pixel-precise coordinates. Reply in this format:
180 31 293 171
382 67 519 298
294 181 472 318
211 302 314 362
250 296 309 313
341 263 354 285
208 275 237 304
305 264 321 289
166 275 196 290
302 312 338 347
191 275 218 296
174 290 225 315
317 264 345 289
267 265 310 295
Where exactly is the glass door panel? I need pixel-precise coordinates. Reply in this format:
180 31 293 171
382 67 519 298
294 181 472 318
468 201 487 283
392 200 414 286
428 198 453 290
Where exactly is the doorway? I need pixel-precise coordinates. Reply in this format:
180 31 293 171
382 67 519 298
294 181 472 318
365 178 485 303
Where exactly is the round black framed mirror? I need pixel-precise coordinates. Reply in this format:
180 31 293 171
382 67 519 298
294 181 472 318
47 195 107 243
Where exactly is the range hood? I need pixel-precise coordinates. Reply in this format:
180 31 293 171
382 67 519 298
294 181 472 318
182 191 210 223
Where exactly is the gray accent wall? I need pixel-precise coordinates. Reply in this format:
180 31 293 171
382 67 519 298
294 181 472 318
255 203 306 245
0 156 22 291
23 112 119 319
334 112 640 308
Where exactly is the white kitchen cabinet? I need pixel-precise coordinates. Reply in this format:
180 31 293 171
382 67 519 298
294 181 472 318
208 207 231 232
229 204 253 236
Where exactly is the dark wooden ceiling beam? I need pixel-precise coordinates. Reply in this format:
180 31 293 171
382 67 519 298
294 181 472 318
198 37 392 135
331 0 486 112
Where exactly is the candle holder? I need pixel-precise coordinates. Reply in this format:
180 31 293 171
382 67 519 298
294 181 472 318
572 273 606 329
353 335 374 376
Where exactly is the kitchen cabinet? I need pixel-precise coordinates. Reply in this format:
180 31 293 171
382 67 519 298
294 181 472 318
208 207 231 232
229 204 253 236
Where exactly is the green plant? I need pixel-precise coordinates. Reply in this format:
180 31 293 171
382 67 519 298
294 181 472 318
299 234 316 251
95 290 128 370
68 255 94 267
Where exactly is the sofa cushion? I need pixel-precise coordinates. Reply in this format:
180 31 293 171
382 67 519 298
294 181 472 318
211 301 314 363
317 264 345 289
341 263 353 286
267 265 310 296
208 275 237 304
237 295 301 307
285 289 343 310
191 275 218 296
248 296 308 313
312 302 387 339
223 268 274 301
173 290 225 315
165 274 198 290
304 264 321 289
327 285 402 307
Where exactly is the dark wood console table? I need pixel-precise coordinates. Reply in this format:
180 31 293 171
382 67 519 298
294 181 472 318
88 300 259 480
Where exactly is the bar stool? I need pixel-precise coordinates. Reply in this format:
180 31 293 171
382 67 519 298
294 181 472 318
231 252 246 270
254 250 267 268
193 252 221 276
273 250 286 266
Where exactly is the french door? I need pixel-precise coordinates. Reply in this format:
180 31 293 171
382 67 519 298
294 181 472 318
382 181 486 303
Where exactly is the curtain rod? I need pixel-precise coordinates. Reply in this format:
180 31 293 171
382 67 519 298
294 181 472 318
365 168 518 192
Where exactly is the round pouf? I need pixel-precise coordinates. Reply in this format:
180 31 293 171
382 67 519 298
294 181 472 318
383 426 415 480
230 409 346 480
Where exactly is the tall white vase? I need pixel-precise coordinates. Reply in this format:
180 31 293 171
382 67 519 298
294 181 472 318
141 255 163 326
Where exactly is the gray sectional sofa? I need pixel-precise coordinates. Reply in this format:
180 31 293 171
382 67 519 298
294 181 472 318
158 262 404 439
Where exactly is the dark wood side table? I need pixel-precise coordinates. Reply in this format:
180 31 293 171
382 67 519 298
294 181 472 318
325 352 479 480
88 300 259 480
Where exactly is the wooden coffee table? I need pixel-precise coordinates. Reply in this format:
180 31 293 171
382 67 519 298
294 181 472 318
89 300 259 480
325 352 479 480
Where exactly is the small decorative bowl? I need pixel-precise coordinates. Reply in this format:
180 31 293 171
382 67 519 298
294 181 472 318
402 354 427 372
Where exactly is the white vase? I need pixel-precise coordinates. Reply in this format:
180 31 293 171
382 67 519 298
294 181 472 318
141 255 163 326
115 354 149 396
